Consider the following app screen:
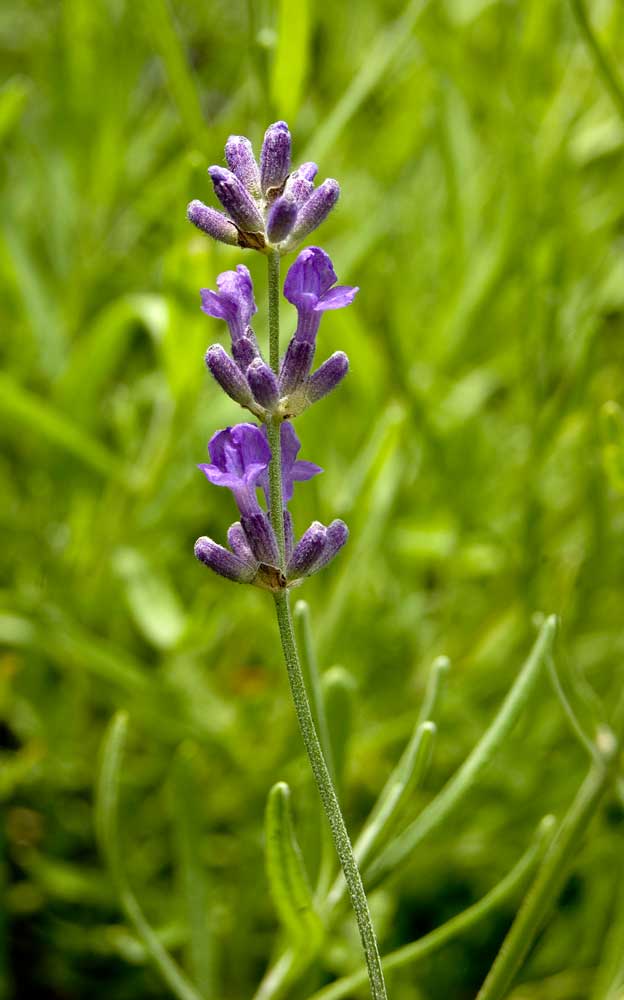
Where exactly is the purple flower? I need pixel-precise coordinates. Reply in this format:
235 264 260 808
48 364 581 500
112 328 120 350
259 421 322 504
278 249 357 406
284 248 358 340
199 423 271 516
200 265 259 358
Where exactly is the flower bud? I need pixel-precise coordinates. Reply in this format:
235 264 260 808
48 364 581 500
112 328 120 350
313 519 349 572
227 522 257 564
266 195 297 243
241 511 280 566
279 338 315 395
232 335 260 370
286 179 340 245
205 345 254 407
307 352 349 403
247 358 280 410
297 162 318 182
287 521 327 580
194 536 257 583
260 120 291 196
187 200 239 245
225 135 261 197
208 166 265 233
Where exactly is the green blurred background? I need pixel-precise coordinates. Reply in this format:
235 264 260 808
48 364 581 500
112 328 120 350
3 0 624 997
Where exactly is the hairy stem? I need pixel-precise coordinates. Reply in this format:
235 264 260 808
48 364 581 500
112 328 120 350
266 249 285 565
264 248 386 998
273 590 387 1000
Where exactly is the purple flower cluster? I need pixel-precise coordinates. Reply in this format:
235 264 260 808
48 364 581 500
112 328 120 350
190 122 355 591
202 249 357 421
187 121 339 254
195 423 348 590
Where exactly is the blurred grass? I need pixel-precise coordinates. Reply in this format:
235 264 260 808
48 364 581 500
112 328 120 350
2 0 624 998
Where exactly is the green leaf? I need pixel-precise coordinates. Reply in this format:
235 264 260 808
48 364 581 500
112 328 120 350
265 782 323 947
322 666 357 793
171 744 216 998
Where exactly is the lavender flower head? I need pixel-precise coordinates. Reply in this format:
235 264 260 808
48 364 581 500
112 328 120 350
195 422 346 589
198 251 356 419
187 121 341 254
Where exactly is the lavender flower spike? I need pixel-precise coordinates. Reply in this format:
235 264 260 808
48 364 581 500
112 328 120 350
199 423 271 516
187 200 239 246
259 421 322 504
225 135 261 198
209 166 265 234
260 120 291 197
194 536 257 584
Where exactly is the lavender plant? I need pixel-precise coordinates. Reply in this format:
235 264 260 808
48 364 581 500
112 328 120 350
189 120 387 1000
94 120 624 1000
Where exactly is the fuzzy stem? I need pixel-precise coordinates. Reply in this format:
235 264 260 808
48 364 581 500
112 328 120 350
266 249 285 566
273 590 388 1000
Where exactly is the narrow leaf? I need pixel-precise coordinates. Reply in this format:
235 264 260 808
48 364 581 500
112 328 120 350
265 782 323 946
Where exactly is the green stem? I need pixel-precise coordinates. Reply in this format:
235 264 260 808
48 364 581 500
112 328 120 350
266 249 285 566
476 745 619 1000
273 590 388 1000
308 816 554 1000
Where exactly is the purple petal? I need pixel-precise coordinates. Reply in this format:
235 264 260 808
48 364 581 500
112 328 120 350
292 459 323 482
200 265 257 344
284 248 338 309
316 285 359 312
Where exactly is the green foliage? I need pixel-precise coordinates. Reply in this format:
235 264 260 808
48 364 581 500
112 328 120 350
2 0 624 998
